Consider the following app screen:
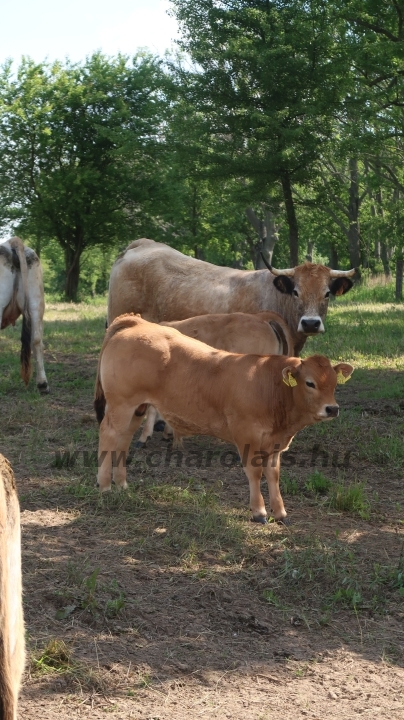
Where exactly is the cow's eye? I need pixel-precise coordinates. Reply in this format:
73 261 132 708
325 290 330 299
306 381 315 388
293 289 299 297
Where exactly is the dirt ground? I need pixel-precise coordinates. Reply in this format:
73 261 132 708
1 321 404 719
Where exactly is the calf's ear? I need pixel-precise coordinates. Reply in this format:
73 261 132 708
329 277 354 296
282 364 300 387
333 362 354 384
273 276 295 295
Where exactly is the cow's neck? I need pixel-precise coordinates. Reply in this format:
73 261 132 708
256 274 308 356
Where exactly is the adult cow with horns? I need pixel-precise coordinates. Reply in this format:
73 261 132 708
108 239 357 354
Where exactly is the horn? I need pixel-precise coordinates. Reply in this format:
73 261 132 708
329 268 357 278
260 253 295 276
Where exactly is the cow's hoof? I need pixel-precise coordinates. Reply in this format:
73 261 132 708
161 436 172 443
135 440 146 449
37 382 50 394
251 515 268 524
154 420 166 432
276 517 291 526
98 484 112 493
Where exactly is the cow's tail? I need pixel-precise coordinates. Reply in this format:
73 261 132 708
94 313 143 424
269 319 293 356
0 664 16 720
10 238 32 386
94 353 106 425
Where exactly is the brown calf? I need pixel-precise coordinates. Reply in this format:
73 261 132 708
94 314 353 523
0 455 25 720
137 310 294 446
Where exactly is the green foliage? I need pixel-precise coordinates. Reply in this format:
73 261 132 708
32 639 73 674
305 471 331 495
329 481 370 518
0 53 166 299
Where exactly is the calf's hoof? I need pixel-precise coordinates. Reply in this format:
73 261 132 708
154 420 166 432
135 440 146 449
116 482 128 491
97 484 112 493
37 382 50 395
276 516 291 526
251 515 268 524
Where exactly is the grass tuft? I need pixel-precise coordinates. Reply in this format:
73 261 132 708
329 480 370 518
305 471 331 495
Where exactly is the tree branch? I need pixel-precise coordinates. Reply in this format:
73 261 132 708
349 17 399 42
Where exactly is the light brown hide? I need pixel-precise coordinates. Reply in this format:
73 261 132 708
138 311 294 445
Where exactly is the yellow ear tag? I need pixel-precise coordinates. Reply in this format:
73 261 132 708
283 372 297 387
336 371 350 385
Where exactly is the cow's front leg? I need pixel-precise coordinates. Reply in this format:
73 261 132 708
263 452 287 522
237 442 268 523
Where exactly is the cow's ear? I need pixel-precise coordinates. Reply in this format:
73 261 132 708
274 276 295 295
333 362 354 384
282 364 300 387
329 277 354 296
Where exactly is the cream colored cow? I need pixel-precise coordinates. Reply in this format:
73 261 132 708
0 455 25 720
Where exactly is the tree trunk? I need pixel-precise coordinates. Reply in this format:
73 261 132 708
246 207 279 269
380 243 392 279
329 246 339 269
347 158 361 268
281 172 299 266
396 258 403 301
65 246 82 301
306 240 314 262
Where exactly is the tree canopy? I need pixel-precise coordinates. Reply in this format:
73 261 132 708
1 2 404 298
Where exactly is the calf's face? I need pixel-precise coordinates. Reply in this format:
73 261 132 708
282 356 354 422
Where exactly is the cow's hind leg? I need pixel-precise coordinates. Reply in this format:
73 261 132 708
27 266 49 393
136 405 157 447
97 404 145 491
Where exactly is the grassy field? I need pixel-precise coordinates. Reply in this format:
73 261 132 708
0 291 404 719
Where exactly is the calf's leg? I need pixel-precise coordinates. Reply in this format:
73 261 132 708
263 453 287 522
136 405 157 447
237 442 268 522
97 404 144 491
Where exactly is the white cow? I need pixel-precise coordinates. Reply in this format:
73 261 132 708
0 237 49 393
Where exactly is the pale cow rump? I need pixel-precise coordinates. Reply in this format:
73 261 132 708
107 238 357 356
0 237 49 393
0 455 25 720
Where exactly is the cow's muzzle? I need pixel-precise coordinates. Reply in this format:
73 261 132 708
325 405 339 418
299 316 324 334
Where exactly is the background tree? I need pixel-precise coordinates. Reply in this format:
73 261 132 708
171 0 351 265
0 52 166 299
